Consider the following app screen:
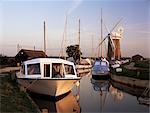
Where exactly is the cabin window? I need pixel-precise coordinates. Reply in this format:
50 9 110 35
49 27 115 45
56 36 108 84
95 61 100 66
101 62 107 66
21 64 25 74
64 64 75 75
52 63 64 78
44 64 50 77
27 63 41 75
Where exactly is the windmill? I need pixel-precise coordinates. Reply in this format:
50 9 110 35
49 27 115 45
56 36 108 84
98 18 124 61
111 26 124 60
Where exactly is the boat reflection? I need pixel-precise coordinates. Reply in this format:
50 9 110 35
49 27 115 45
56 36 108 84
77 69 91 77
91 78 110 93
91 78 110 112
30 91 80 113
111 79 150 105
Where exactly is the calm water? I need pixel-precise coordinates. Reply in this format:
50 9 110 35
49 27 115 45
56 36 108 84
30 71 149 113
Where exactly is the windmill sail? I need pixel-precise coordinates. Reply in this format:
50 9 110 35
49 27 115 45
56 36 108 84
107 35 115 60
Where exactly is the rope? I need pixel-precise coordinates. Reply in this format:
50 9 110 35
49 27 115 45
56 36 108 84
140 87 150 97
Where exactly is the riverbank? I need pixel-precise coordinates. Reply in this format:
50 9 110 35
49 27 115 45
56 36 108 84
0 66 20 74
0 74 41 112
111 74 149 88
111 60 149 80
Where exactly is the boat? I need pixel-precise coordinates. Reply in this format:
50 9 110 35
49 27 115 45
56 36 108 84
92 58 110 79
76 58 92 75
92 10 110 79
16 58 81 97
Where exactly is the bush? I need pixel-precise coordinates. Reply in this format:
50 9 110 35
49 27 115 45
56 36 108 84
134 60 149 69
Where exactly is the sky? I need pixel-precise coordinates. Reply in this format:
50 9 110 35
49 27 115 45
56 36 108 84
0 0 150 58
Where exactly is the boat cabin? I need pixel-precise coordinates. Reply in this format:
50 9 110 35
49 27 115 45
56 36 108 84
92 58 110 76
20 58 77 79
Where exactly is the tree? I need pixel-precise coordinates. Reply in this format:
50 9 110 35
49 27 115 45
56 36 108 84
66 44 82 63
0 54 8 65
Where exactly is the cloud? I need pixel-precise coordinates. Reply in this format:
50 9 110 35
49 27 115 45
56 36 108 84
68 0 83 15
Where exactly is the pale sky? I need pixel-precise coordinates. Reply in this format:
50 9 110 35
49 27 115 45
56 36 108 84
0 0 150 58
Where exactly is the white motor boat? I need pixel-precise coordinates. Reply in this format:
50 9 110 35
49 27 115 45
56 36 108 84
16 58 81 97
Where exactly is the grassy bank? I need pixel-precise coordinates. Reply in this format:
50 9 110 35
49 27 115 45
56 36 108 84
0 74 40 113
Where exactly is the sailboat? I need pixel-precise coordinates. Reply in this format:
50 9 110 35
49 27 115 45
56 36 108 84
59 16 92 74
73 19 92 73
92 9 110 79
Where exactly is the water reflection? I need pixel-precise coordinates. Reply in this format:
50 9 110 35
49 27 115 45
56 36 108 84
111 79 150 105
30 70 149 113
30 91 80 113
91 78 110 93
91 78 110 112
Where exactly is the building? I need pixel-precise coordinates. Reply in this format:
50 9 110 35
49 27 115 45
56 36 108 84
132 54 144 62
15 49 47 64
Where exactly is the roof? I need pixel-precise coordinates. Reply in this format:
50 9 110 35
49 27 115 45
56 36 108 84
16 49 47 58
23 58 75 66
132 54 144 59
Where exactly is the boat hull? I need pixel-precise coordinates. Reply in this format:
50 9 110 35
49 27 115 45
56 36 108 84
76 65 92 70
17 78 80 97
92 71 110 80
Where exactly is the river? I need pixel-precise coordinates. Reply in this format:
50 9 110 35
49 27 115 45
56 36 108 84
29 71 149 113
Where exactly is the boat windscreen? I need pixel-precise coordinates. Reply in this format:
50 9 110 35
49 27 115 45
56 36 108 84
52 63 64 78
27 63 41 75
64 64 75 75
95 61 100 66
101 61 107 66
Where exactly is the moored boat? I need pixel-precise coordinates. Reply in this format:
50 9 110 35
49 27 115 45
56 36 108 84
92 58 110 79
76 58 92 69
16 58 81 97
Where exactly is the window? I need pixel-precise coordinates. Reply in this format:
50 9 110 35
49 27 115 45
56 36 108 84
95 61 100 66
21 64 25 74
52 63 64 78
44 64 50 77
101 61 107 66
64 64 75 75
27 63 41 75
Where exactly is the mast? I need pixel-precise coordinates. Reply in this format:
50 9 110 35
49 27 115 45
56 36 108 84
101 8 103 58
91 35 93 58
64 15 67 60
43 21 46 54
17 44 20 52
78 19 81 61
59 14 67 59
78 19 80 48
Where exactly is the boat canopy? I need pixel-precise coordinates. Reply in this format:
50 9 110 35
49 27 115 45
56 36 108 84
20 58 77 78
